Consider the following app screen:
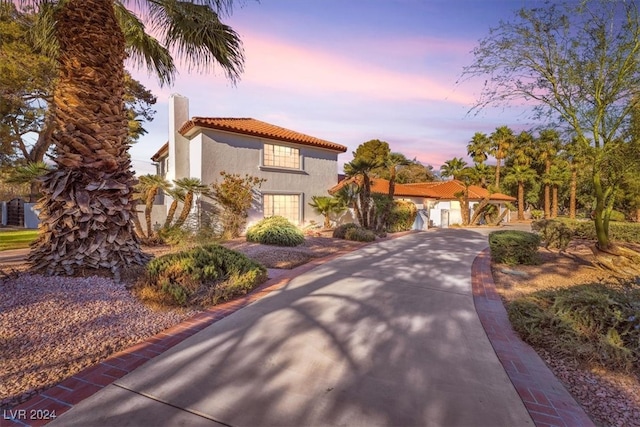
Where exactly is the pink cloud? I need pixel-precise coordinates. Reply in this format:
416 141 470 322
239 32 476 105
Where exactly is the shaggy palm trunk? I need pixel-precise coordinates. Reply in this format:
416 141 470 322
29 0 147 276
551 185 558 218
517 181 525 220
145 187 159 237
164 199 179 228
544 161 551 218
174 191 194 228
494 159 501 189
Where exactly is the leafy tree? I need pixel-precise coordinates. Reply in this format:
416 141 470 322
504 165 537 221
395 160 436 183
464 0 640 252
308 196 345 229
440 157 468 180
489 126 514 189
354 139 390 168
548 161 570 218
14 0 246 276
211 171 265 238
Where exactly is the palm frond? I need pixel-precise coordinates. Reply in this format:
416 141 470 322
114 2 176 86
147 0 244 83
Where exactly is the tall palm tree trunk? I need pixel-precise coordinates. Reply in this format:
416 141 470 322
544 161 551 218
518 181 525 220
495 159 501 189
569 169 577 219
29 0 147 276
551 185 559 218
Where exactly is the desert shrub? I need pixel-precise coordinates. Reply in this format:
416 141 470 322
157 226 191 246
140 244 267 307
610 210 627 222
488 230 541 265
531 219 573 250
246 216 305 246
546 218 640 244
387 200 418 232
211 172 266 239
507 282 640 372
530 209 544 220
332 222 358 239
344 227 376 242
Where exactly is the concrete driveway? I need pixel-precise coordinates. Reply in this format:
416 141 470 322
50 228 533 427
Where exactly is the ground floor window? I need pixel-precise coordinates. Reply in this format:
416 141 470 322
263 193 301 224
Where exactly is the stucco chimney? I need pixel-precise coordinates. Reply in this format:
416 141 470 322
168 94 190 182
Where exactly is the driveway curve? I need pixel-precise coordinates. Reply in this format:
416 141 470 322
50 229 533 427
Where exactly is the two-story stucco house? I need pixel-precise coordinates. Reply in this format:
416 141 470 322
151 94 347 227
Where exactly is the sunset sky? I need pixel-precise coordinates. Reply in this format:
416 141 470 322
128 0 539 176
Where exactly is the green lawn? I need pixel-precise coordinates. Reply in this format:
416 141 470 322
0 230 38 251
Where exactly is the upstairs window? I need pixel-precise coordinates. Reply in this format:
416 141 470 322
263 143 300 169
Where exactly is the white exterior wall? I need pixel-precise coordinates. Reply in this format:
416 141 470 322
168 94 190 183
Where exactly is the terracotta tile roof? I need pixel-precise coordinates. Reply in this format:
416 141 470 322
329 177 516 202
179 117 347 152
151 142 168 162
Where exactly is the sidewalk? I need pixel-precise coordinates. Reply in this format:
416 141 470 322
3 229 593 427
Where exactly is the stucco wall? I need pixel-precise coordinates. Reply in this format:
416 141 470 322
192 130 340 226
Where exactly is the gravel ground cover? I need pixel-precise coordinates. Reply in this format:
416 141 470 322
492 240 640 427
0 235 365 410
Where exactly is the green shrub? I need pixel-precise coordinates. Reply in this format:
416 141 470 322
540 218 640 244
531 219 573 250
246 216 305 246
530 209 544 220
141 244 267 307
344 227 376 242
387 200 418 232
332 223 358 239
488 230 541 265
507 283 640 372
610 210 627 222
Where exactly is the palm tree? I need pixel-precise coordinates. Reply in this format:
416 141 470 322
344 158 381 229
309 196 345 229
173 178 211 228
489 126 515 189
537 129 562 218
136 174 171 239
163 186 186 228
548 162 570 218
504 165 537 220
440 157 468 180
24 0 244 276
377 153 410 231
5 161 51 202
467 132 491 165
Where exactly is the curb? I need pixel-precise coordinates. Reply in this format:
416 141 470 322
471 248 595 427
2 231 415 427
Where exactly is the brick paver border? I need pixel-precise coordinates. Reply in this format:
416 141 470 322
472 248 595 427
4 234 595 427
2 232 414 427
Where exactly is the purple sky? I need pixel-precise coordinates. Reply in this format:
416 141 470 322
128 0 539 176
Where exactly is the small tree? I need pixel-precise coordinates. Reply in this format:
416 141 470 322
464 0 640 252
173 178 211 229
211 171 265 239
308 196 345 229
